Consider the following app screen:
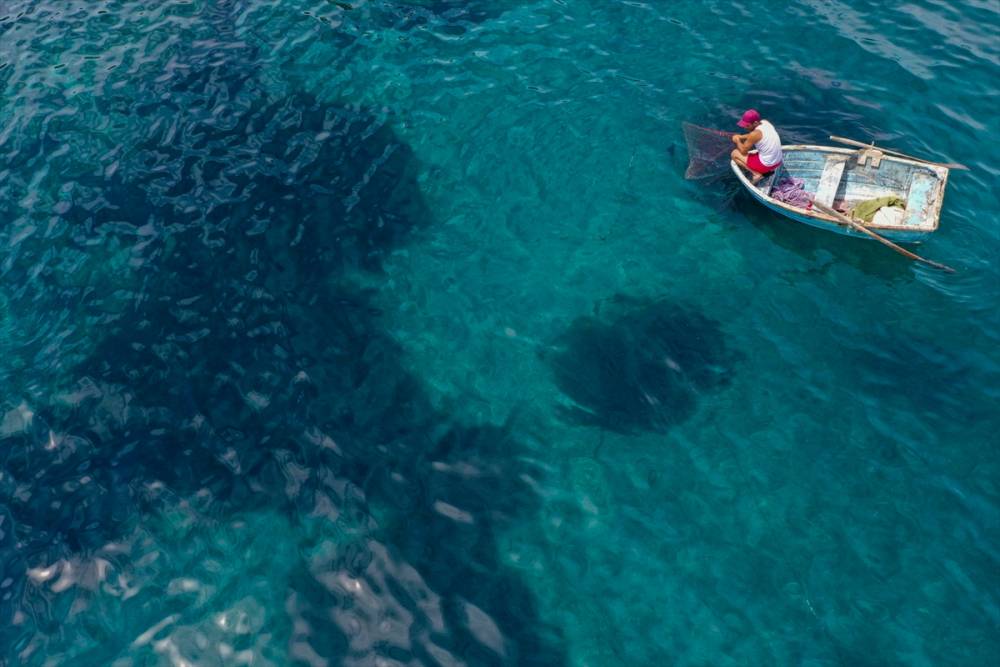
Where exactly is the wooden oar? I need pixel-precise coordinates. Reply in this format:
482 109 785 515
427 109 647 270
811 201 955 273
829 135 969 170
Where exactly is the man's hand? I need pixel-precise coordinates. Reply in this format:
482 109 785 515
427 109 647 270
732 133 749 154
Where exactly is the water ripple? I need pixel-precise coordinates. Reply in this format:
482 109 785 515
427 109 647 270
1 1 998 665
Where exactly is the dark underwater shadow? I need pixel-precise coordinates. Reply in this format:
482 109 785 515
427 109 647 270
545 295 741 435
0 42 567 667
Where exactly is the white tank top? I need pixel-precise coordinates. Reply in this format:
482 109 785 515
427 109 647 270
754 120 783 167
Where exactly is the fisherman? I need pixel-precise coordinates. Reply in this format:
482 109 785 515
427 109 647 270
730 109 783 183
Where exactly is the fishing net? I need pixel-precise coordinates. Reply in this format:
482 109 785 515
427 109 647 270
682 122 735 179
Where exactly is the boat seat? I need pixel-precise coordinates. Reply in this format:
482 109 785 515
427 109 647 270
813 158 847 207
902 171 937 229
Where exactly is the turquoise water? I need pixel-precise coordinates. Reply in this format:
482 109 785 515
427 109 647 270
1 0 998 664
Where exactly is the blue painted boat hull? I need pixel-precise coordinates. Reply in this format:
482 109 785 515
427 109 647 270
731 145 948 244
740 174 934 244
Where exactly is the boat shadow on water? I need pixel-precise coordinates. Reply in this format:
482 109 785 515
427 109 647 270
729 190 919 282
0 68 567 667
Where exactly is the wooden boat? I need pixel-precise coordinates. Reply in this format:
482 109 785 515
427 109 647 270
731 144 950 243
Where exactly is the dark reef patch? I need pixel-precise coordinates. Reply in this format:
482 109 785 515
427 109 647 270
0 20 565 666
547 296 739 434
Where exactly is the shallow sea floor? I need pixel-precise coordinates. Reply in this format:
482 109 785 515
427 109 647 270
1 1 998 665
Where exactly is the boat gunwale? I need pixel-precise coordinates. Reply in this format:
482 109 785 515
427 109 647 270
731 144 948 234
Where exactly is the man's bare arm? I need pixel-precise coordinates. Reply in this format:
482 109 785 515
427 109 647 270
732 129 762 155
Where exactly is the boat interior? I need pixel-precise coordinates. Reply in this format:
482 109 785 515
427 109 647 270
752 148 944 230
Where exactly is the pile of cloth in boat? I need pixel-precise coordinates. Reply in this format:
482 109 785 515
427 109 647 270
768 182 908 225
770 177 813 209
851 195 906 223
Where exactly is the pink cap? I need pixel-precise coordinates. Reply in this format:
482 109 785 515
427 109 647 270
737 109 761 129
